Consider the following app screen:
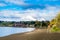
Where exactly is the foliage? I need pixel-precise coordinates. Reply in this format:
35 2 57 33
34 20 41 28
0 21 14 27
34 21 50 28
0 21 50 28
55 13 60 28
42 21 50 27
50 19 56 25
50 12 60 32
50 25 60 32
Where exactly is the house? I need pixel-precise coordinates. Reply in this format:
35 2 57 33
14 22 27 27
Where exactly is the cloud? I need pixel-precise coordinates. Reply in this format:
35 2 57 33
0 3 7 7
2 0 27 6
0 0 59 10
0 0 60 7
0 6 60 21
0 0 60 22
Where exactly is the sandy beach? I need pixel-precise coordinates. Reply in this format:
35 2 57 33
0 29 60 40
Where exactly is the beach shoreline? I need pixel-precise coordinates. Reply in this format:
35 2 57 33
0 29 60 40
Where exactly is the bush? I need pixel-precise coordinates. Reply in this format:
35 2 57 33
50 25 60 32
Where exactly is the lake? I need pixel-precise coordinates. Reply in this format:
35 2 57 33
0 27 35 37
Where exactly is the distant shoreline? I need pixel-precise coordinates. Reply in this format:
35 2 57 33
0 26 35 28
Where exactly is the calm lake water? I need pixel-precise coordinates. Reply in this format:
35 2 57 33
0 27 35 37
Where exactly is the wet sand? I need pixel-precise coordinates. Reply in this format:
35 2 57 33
0 29 60 40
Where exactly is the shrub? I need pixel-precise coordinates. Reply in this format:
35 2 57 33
50 25 60 32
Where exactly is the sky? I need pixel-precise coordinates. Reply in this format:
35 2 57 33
0 0 60 21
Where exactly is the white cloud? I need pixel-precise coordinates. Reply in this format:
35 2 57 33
0 3 7 7
3 0 27 5
0 6 60 21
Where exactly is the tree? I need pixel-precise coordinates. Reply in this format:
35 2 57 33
50 12 60 28
34 20 41 28
42 21 50 27
50 13 60 32
50 19 56 27
55 12 60 28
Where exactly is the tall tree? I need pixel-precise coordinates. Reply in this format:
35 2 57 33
50 19 56 26
50 12 60 28
34 20 41 28
55 12 60 28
